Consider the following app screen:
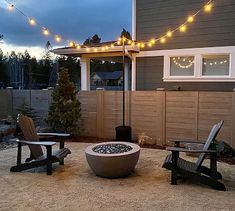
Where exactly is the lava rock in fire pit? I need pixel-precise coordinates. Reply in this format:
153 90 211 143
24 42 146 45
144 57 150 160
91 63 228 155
93 143 132 154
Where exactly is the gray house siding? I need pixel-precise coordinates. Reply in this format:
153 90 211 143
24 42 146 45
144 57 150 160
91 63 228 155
136 0 235 91
136 57 235 91
136 0 235 50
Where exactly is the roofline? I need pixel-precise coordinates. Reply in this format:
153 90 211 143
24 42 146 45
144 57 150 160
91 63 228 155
52 45 140 57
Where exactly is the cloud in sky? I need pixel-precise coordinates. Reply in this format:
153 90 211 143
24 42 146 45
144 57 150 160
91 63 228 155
0 0 132 52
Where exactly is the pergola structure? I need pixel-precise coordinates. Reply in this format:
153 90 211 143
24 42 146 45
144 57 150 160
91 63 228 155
52 43 140 91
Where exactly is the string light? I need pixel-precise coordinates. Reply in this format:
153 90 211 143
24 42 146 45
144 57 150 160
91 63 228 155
150 39 156 44
204 60 228 66
160 37 166 43
204 3 213 12
173 57 194 69
187 16 194 23
43 28 49 36
29 18 36 26
180 25 187 32
69 41 75 47
148 42 153 47
76 45 81 49
166 31 173 37
55 35 61 42
4 0 215 51
8 4 14 11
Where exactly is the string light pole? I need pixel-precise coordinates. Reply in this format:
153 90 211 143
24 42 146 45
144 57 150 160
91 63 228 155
115 36 132 142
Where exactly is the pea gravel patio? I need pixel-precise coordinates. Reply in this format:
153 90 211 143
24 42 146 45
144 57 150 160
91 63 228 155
0 142 235 211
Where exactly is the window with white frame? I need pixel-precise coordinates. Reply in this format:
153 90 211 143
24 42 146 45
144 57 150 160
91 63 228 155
202 54 230 76
162 47 235 81
170 56 195 76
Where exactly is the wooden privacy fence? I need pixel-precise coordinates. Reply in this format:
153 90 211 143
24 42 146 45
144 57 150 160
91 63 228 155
79 91 235 148
0 90 234 147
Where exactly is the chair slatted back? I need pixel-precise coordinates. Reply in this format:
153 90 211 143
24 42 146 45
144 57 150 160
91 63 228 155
17 114 43 159
195 120 223 171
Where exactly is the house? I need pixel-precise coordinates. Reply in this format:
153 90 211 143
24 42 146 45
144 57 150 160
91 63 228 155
53 0 235 91
91 71 123 86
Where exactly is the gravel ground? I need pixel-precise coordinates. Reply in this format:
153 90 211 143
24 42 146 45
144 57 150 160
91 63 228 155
0 142 235 211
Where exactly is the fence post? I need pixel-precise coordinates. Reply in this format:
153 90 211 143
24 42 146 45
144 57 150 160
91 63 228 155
96 91 104 138
232 92 235 148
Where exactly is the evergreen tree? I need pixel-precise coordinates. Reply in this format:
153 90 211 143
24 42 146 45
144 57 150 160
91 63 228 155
46 68 81 134
0 49 8 84
83 34 101 45
120 28 132 40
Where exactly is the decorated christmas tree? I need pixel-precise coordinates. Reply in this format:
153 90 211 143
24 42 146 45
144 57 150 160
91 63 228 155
46 68 81 134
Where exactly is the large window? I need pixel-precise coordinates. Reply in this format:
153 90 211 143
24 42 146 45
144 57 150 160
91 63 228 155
162 47 235 81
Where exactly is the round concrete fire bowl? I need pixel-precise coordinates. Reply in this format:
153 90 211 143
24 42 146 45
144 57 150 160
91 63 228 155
85 142 140 178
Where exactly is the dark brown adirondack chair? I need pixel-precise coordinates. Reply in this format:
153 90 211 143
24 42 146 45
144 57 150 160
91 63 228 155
10 114 71 175
162 121 226 191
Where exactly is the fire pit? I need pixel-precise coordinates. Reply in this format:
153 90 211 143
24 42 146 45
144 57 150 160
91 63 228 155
85 142 140 178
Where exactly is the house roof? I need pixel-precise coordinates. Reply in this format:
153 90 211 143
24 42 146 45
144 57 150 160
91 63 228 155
52 41 139 58
92 71 123 80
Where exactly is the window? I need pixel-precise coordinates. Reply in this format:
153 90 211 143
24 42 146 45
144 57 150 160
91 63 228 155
202 54 230 76
161 47 235 81
170 56 194 76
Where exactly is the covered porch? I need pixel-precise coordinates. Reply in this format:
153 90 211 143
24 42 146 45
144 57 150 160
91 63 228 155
52 44 140 91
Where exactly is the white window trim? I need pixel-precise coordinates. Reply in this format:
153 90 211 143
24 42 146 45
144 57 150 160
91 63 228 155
138 46 235 82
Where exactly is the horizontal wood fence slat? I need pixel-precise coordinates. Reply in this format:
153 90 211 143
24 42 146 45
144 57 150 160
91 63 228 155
0 90 234 147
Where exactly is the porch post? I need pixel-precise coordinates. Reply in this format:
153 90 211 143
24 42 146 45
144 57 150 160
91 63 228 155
80 57 90 91
131 56 136 91
124 62 130 91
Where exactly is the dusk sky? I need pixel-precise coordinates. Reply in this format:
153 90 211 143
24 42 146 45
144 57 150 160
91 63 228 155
0 0 132 58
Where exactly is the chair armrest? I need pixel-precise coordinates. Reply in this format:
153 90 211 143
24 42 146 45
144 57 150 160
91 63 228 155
169 139 205 145
37 133 70 137
14 139 56 146
166 147 216 153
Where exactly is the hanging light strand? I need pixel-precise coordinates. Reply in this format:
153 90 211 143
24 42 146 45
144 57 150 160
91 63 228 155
3 0 78 46
130 0 214 48
3 0 214 50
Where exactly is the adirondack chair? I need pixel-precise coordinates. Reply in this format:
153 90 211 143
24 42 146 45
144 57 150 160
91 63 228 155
162 121 226 191
10 114 71 175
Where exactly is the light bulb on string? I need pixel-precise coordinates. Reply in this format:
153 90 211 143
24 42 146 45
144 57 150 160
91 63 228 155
76 45 81 49
43 28 49 36
148 42 153 47
160 37 166 43
29 18 36 26
204 3 212 12
150 39 156 44
8 4 14 11
166 31 173 37
187 16 194 23
55 35 61 42
69 41 75 47
180 25 187 32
